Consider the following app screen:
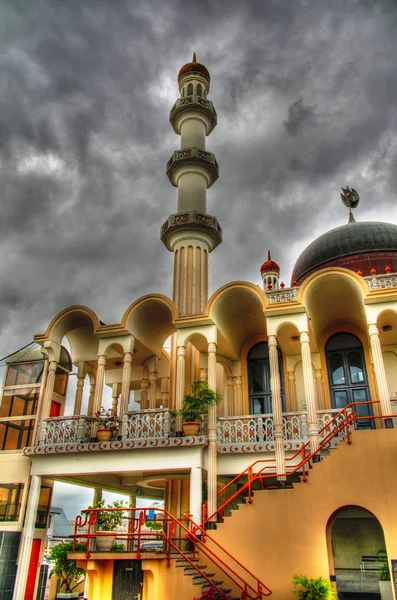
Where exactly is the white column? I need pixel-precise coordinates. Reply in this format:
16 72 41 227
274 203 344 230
175 346 186 433
73 375 85 416
40 361 57 420
227 377 234 416
200 368 208 383
120 352 133 416
12 475 42 600
234 376 243 415
207 342 217 527
161 377 169 408
149 370 158 409
140 379 149 410
288 371 298 412
189 466 202 525
368 324 393 427
268 335 286 486
87 383 96 416
111 383 119 415
315 369 326 410
92 355 106 415
300 332 319 456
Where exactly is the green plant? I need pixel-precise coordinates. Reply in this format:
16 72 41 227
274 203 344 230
89 407 120 430
377 549 391 581
86 498 126 531
292 574 336 599
146 520 163 532
175 380 221 423
110 542 125 552
49 541 86 593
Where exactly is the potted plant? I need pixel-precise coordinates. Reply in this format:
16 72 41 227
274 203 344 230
292 574 336 599
86 498 126 551
377 549 393 600
193 587 229 600
90 407 120 442
175 380 221 436
49 541 86 599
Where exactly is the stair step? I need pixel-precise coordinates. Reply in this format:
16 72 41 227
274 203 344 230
201 580 223 588
194 572 215 579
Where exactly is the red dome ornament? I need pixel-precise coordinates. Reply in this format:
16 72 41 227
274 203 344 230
370 267 377 275
260 250 280 274
385 265 391 274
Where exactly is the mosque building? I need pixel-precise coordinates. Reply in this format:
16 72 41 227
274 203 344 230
1 55 397 600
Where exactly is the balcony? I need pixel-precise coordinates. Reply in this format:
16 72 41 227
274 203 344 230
24 408 349 457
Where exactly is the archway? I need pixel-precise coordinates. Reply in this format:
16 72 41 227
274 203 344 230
327 505 390 599
326 333 373 429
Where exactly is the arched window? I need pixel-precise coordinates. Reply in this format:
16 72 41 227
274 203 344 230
196 83 202 97
187 83 193 96
181 87 185 97
326 332 373 429
248 342 285 414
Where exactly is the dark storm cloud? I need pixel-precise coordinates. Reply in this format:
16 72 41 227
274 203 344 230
0 0 396 360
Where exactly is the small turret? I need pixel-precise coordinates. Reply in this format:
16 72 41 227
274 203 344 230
261 251 280 290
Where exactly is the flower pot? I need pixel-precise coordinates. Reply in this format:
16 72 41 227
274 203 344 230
379 580 393 600
97 428 113 442
182 421 200 436
96 533 116 551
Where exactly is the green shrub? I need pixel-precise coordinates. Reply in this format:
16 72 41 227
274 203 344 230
292 574 336 599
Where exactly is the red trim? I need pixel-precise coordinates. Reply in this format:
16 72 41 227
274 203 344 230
24 538 41 600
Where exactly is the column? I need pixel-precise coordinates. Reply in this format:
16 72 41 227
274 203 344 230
315 369 326 410
234 376 243 415
140 379 149 410
227 377 234 416
91 356 106 437
268 335 287 487
12 475 42 600
207 342 217 527
189 466 202 526
200 368 208 383
111 383 119 415
175 346 186 434
149 370 158 409
300 332 320 458
161 377 169 408
120 352 133 416
73 375 85 416
40 361 57 420
287 371 298 412
368 324 393 428
87 383 96 417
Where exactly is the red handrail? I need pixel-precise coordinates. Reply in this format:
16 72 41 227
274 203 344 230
202 400 382 526
72 506 272 599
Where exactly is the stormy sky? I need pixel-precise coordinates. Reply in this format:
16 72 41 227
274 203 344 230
1 0 397 361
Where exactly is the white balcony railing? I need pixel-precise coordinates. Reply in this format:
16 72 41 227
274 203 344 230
121 409 175 440
37 415 91 445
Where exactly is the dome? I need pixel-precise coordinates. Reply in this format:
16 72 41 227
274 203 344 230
178 53 210 83
291 221 397 284
260 250 280 273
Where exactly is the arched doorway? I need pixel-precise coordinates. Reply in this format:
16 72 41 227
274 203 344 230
326 333 373 429
248 342 285 414
327 505 391 600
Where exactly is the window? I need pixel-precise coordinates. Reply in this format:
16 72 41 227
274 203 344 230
187 83 193 95
248 342 285 414
0 484 24 521
5 361 44 386
196 83 202 96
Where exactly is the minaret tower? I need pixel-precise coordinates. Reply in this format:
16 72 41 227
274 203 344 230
161 54 222 315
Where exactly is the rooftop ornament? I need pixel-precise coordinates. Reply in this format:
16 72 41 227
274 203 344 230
341 186 360 223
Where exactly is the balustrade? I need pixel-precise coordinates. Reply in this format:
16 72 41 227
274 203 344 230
37 415 91 445
122 409 175 440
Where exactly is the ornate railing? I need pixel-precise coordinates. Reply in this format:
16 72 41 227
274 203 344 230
265 286 299 303
364 272 397 289
37 415 91 445
282 412 307 440
121 409 175 440
217 415 275 444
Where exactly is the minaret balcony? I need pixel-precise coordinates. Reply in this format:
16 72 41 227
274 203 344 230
169 95 217 135
166 146 219 188
160 210 222 251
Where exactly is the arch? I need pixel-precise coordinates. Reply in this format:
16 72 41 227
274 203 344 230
208 282 268 357
100 342 125 359
180 331 209 352
43 305 101 344
122 294 177 359
326 505 388 598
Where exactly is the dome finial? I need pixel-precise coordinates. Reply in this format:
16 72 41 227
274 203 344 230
341 186 360 223
192 52 197 62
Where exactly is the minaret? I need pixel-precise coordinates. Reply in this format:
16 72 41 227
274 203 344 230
161 54 222 315
260 250 280 290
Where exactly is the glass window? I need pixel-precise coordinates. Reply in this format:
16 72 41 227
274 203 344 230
0 484 24 521
36 486 52 528
0 419 35 450
333 390 348 409
329 354 345 385
187 83 193 95
248 342 285 414
347 351 365 383
5 361 44 386
54 367 68 396
197 83 202 96
0 389 39 418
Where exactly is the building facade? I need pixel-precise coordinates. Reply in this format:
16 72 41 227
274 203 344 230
1 56 397 600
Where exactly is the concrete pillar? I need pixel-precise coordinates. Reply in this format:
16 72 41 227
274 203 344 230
12 475 42 600
268 335 286 487
200 368 208 382
315 368 326 410
189 466 202 526
175 346 186 433
120 352 133 416
287 371 298 412
87 383 96 417
368 324 393 427
227 377 234 416
92 356 106 416
111 383 119 416
207 342 217 526
140 379 149 410
234 376 243 415
161 377 169 408
73 363 85 416
40 361 57 420
300 332 319 457
149 370 158 409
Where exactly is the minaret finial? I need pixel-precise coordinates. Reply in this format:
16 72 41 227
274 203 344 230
340 186 360 224
192 52 197 62
267 250 271 261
